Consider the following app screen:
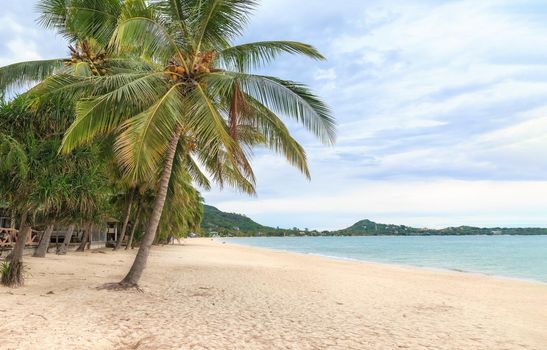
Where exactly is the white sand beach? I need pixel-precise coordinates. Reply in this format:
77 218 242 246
1 238 546 350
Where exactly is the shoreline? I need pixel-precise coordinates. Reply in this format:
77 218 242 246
222 238 547 286
2 238 546 349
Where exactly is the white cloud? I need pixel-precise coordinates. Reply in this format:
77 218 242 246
0 16 43 66
314 68 337 81
203 0 547 229
212 180 547 230
0 16 26 34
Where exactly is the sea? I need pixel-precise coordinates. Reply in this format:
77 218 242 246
226 235 547 283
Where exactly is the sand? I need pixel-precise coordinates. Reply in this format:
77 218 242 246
0 238 546 350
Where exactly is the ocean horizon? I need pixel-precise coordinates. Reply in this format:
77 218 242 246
226 235 547 283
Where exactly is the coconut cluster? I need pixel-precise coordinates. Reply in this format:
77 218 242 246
63 42 109 76
164 51 216 82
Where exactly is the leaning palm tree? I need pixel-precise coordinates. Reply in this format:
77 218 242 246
39 0 335 289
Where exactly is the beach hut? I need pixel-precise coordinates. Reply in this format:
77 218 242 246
105 220 119 247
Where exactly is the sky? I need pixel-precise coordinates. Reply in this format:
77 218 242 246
3 0 547 229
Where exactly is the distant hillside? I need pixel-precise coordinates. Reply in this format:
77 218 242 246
200 205 547 236
334 219 547 236
200 205 281 236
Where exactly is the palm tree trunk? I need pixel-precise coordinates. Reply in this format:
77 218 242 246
126 205 142 250
115 189 135 251
2 209 30 287
119 127 182 287
10 209 16 229
33 224 54 257
76 223 91 252
87 224 93 250
56 224 75 255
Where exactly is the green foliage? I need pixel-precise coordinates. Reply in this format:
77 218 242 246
0 261 11 284
201 205 287 236
0 95 114 227
37 0 123 46
0 133 28 180
0 260 29 287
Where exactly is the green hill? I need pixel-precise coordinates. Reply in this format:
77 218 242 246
200 205 547 236
200 205 282 236
334 220 547 236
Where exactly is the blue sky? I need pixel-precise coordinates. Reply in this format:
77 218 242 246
3 0 547 229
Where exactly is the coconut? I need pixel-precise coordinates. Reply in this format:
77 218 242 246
197 65 209 73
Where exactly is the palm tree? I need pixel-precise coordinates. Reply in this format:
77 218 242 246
0 102 40 279
51 0 335 289
0 132 31 285
0 99 39 286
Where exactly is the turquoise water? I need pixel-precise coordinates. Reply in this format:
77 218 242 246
227 236 547 283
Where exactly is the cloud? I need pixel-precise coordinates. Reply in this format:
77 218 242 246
0 8 65 67
213 180 547 230
0 16 41 65
5 0 547 229
204 0 547 229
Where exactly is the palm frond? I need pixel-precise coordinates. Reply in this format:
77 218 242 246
154 0 191 39
245 94 310 178
36 0 72 39
188 84 239 156
198 145 255 194
0 133 29 179
38 0 122 45
27 73 94 107
111 16 183 64
219 41 325 71
61 72 168 153
184 153 211 190
235 73 336 145
172 138 211 190
114 84 185 181
207 72 335 145
0 59 64 95
70 0 122 45
193 0 257 51
108 58 158 74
